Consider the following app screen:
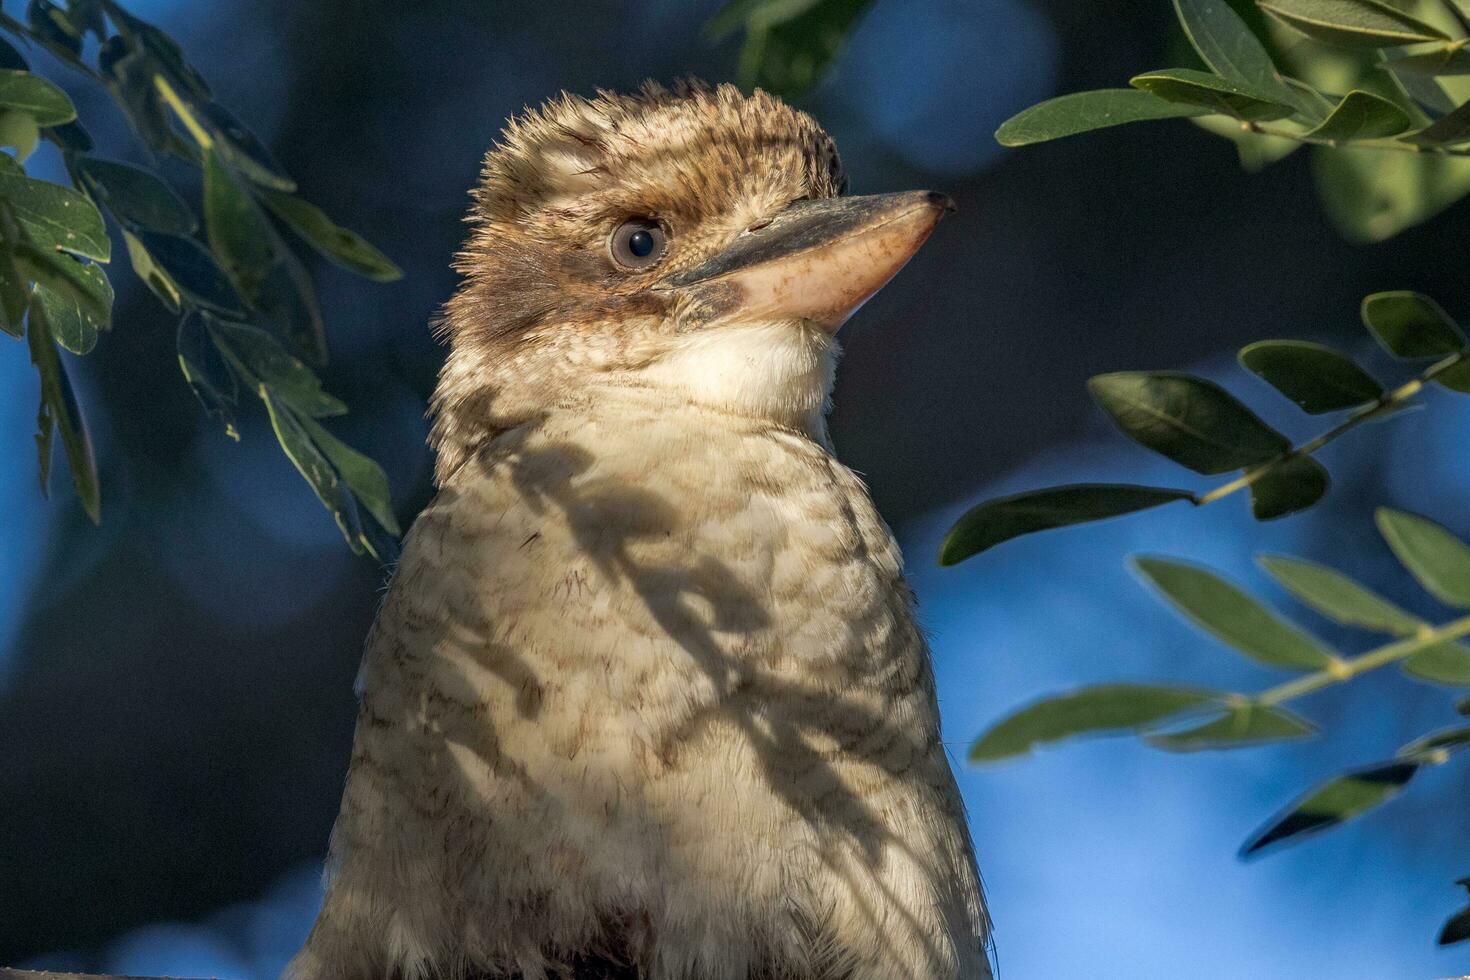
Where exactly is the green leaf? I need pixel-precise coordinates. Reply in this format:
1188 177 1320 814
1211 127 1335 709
0 69 75 126
1399 724 1470 761
1241 761 1419 855
1259 554 1422 634
1403 644 1470 686
261 385 361 552
20 252 113 355
27 294 98 521
27 0 84 58
1406 100 1470 146
939 484 1194 565
193 99 296 192
296 412 401 536
1239 340 1383 412
75 155 197 235
1315 144 1470 242
996 90 1210 147
1133 555 1337 669
1305 89 1412 139
1249 454 1330 520
1088 372 1290 474
262 190 402 282
0 172 109 261
1440 904 1470 946
204 146 276 295
1384 45 1470 76
1377 508 1470 607
1174 0 1296 101
127 229 244 316
1436 357 1470 393
1361 290 1464 357
1130 68 1297 121
176 312 237 438
709 0 877 100
204 149 326 361
969 684 1219 762
207 316 344 418
1145 702 1317 751
1256 0 1451 48
0 109 39 163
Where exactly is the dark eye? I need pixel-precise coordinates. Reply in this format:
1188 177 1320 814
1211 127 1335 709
609 218 667 270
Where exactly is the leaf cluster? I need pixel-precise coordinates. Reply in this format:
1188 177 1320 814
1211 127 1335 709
0 0 402 557
942 290 1470 564
971 507 1470 928
994 0 1470 241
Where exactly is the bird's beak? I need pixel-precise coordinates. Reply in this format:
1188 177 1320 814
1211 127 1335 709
658 190 954 334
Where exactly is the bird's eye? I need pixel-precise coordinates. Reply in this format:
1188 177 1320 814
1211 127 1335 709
608 219 668 270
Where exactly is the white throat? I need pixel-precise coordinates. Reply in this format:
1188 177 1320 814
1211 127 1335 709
634 321 838 440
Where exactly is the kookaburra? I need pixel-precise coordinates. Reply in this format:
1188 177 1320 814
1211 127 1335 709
288 81 990 980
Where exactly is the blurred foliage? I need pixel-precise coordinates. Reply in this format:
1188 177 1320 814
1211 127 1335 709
0 0 401 557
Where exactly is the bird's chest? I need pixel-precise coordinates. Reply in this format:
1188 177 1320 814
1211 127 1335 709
390 411 915 774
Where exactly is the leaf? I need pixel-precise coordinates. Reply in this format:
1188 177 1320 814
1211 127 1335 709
204 147 276 294
1241 761 1419 856
0 35 28 72
0 172 109 260
1133 556 1337 670
0 68 75 126
996 90 1210 147
44 119 92 153
1239 340 1383 413
127 230 245 316
21 253 113 355
1249 454 1330 520
1436 357 1470 393
193 100 296 192
204 149 326 361
206 316 344 417
1315 144 1470 242
709 0 877 100
1088 372 1290 474
1378 508 1470 607
1174 0 1297 101
1403 644 1470 686
75 155 197 235
296 413 401 536
260 385 360 552
259 388 397 557
1256 0 1451 48
969 684 1219 762
1193 112 1302 171
1145 702 1317 751
1441 906 1470 946
1305 89 1412 139
1405 100 1470 146
27 295 99 521
176 312 237 437
1399 724 1470 761
1384 45 1470 76
0 109 39 162
262 190 402 281
1130 68 1297 121
1361 290 1465 357
939 484 1194 565
27 0 83 57
1259 554 1421 634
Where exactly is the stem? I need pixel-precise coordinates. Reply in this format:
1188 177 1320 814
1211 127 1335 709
1251 122 1470 157
153 74 212 150
1193 351 1467 508
1257 613 1470 707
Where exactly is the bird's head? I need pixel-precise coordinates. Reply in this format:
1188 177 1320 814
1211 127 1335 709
432 80 951 482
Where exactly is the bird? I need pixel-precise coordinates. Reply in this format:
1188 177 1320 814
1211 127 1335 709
286 80 990 980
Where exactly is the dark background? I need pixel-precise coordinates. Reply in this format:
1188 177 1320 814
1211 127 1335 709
3 1 1468 976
